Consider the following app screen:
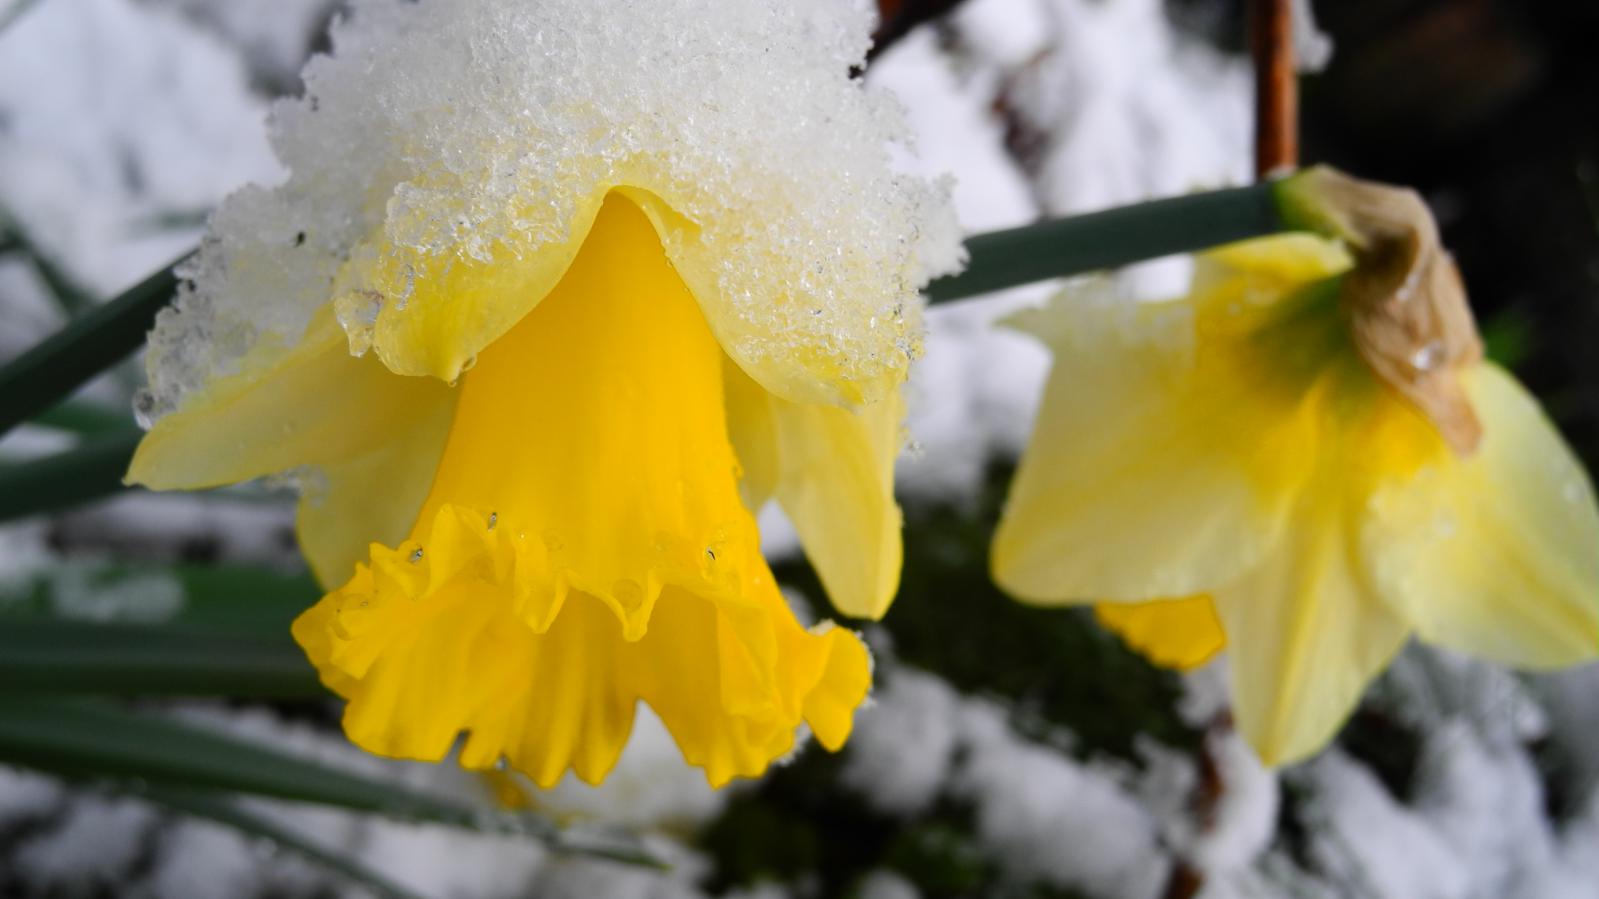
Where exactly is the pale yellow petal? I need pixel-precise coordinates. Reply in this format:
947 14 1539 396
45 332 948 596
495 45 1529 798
294 412 454 587
1094 596 1226 671
1216 470 1411 767
1365 363 1599 668
991 272 1344 605
724 360 782 513
725 365 904 621
129 309 455 587
345 191 610 385
128 310 454 494
1191 233 1353 309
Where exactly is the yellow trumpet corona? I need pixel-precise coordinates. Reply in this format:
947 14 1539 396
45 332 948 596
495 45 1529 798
127 0 959 787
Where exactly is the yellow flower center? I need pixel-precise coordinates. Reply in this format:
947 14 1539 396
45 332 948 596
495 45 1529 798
292 194 870 788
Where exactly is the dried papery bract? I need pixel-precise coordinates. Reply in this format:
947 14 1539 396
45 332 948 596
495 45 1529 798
1280 166 1484 453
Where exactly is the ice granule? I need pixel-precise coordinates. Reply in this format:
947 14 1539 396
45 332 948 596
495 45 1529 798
142 0 962 421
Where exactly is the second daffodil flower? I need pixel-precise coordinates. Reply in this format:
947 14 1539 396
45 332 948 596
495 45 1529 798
992 167 1599 766
127 0 961 787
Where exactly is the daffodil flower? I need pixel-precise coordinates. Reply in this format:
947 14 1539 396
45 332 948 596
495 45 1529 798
992 168 1599 766
125 0 960 787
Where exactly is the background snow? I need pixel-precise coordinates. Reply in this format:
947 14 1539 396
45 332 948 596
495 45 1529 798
0 0 1595 897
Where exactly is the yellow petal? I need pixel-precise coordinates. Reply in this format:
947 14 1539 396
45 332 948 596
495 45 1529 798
992 238 1350 605
294 193 870 787
1216 369 1420 766
128 310 456 585
1193 233 1354 303
1215 515 1411 767
1364 363 1599 668
128 309 454 494
341 190 611 385
724 360 782 513
726 364 904 620
293 419 454 587
1094 596 1225 671
344 184 902 407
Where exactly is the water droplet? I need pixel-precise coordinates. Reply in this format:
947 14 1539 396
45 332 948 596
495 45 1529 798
1410 340 1444 372
612 579 644 610
487 512 498 530
704 547 717 562
409 548 424 563
1395 267 1423 304
1563 480 1585 505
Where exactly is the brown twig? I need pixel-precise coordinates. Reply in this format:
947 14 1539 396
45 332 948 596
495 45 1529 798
866 0 971 66
1251 0 1298 178
1159 711 1237 899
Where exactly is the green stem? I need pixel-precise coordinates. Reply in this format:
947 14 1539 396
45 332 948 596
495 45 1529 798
0 429 144 522
0 260 181 437
924 182 1285 303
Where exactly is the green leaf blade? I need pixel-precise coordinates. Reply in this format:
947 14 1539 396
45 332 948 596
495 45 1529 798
0 696 519 831
0 696 664 865
0 618 323 698
0 260 180 438
0 428 145 522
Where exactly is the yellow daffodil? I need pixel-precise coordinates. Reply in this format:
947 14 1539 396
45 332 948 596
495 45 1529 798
125 0 960 787
992 168 1599 766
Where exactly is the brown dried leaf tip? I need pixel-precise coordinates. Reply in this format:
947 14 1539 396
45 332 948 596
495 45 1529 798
1279 166 1485 455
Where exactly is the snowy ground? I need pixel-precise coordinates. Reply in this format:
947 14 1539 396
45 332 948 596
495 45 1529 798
1 1 1596 897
